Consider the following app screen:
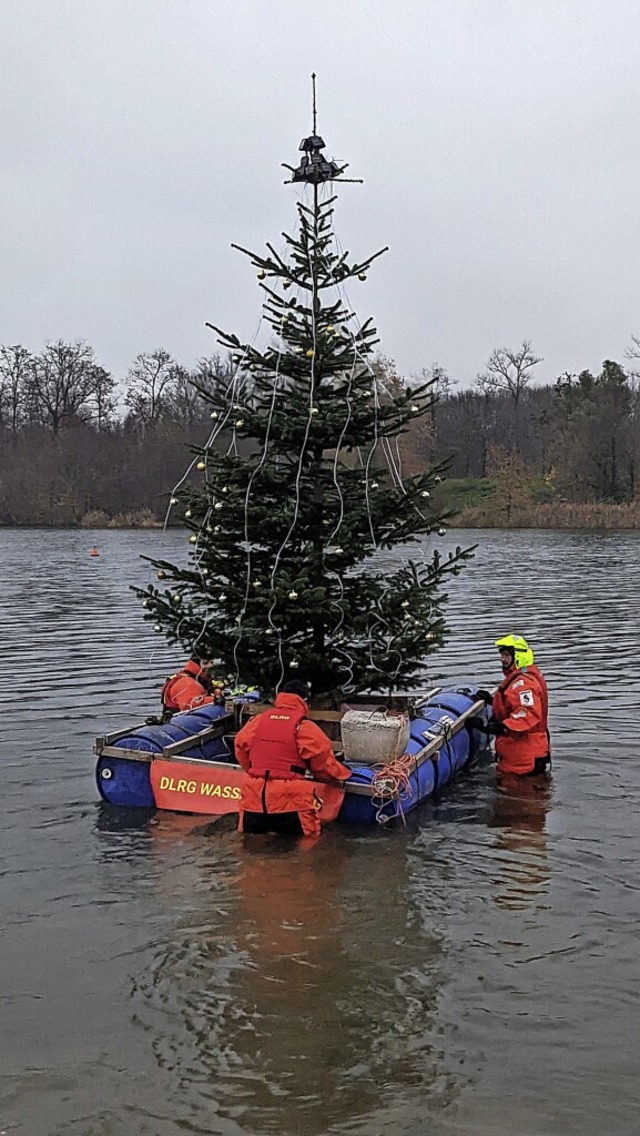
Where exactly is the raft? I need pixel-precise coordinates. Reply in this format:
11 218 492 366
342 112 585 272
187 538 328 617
94 687 488 825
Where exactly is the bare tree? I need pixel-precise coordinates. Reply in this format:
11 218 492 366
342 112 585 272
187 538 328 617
417 362 456 400
26 340 105 433
475 339 542 453
162 364 200 427
0 344 33 432
476 340 542 407
86 365 118 431
124 349 178 427
624 334 640 375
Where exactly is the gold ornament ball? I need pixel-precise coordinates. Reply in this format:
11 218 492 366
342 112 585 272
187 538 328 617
288 590 298 600
170 496 178 505
257 270 266 280
438 528 446 536
185 508 192 518
157 570 165 580
210 410 219 420
401 600 410 608
309 406 319 415
196 460 206 471
154 624 162 632
410 404 420 413
214 501 223 511
290 660 299 669
420 490 430 498
305 348 315 358
235 419 245 428
358 273 367 281
189 535 197 544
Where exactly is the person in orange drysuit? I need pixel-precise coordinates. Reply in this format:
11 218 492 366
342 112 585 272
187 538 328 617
234 680 352 837
161 655 221 718
471 634 551 777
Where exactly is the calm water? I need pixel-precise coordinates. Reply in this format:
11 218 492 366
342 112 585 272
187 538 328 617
1 527 639 1136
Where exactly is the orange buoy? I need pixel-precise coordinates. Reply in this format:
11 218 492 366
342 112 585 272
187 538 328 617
90 547 100 557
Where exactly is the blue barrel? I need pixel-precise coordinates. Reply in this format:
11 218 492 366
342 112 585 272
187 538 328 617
96 754 155 807
96 703 232 807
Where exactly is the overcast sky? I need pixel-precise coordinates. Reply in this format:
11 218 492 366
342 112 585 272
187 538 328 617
2 0 640 389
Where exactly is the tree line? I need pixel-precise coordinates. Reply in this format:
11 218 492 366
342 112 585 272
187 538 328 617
1 337 639 526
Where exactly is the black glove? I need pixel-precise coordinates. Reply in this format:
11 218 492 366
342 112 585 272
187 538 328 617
473 689 493 705
486 718 505 736
466 716 487 731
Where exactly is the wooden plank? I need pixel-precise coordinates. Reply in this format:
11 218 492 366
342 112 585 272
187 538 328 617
153 754 235 770
161 721 229 756
96 745 153 763
94 721 151 747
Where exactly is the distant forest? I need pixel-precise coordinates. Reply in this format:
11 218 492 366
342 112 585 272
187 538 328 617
1 337 640 528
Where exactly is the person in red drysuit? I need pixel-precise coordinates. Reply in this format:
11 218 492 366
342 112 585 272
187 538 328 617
472 634 551 777
161 656 220 718
234 680 351 838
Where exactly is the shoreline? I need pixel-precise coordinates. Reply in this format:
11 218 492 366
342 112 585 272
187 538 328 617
2 509 640 533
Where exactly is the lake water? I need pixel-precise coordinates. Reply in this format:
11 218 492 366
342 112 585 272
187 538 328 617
1 526 639 1136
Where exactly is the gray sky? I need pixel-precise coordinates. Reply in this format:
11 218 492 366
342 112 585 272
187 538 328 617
2 0 640 389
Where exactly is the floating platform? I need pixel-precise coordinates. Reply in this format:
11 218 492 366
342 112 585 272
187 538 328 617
94 687 488 826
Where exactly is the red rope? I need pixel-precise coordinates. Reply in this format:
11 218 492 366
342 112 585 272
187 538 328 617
371 752 417 825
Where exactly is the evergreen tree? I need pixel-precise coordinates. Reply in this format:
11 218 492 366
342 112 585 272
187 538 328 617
137 102 473 701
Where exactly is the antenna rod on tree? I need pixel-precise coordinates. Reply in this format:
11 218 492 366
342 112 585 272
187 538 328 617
282 73 363 185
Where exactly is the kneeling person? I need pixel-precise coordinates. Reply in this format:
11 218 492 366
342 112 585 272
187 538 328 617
234 680 351 838
161 654 221 718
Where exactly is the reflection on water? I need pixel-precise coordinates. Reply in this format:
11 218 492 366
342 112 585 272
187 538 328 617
2 527 640 1136
131 828 457 1136
488 778 551 912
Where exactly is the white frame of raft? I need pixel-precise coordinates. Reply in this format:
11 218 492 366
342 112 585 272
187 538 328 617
94 690 489 825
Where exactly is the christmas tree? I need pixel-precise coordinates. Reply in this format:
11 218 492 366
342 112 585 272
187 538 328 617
138 80 473 702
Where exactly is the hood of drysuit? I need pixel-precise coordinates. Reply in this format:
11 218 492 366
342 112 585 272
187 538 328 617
495 634 534 671
273 691 309 716
184 659 213 691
